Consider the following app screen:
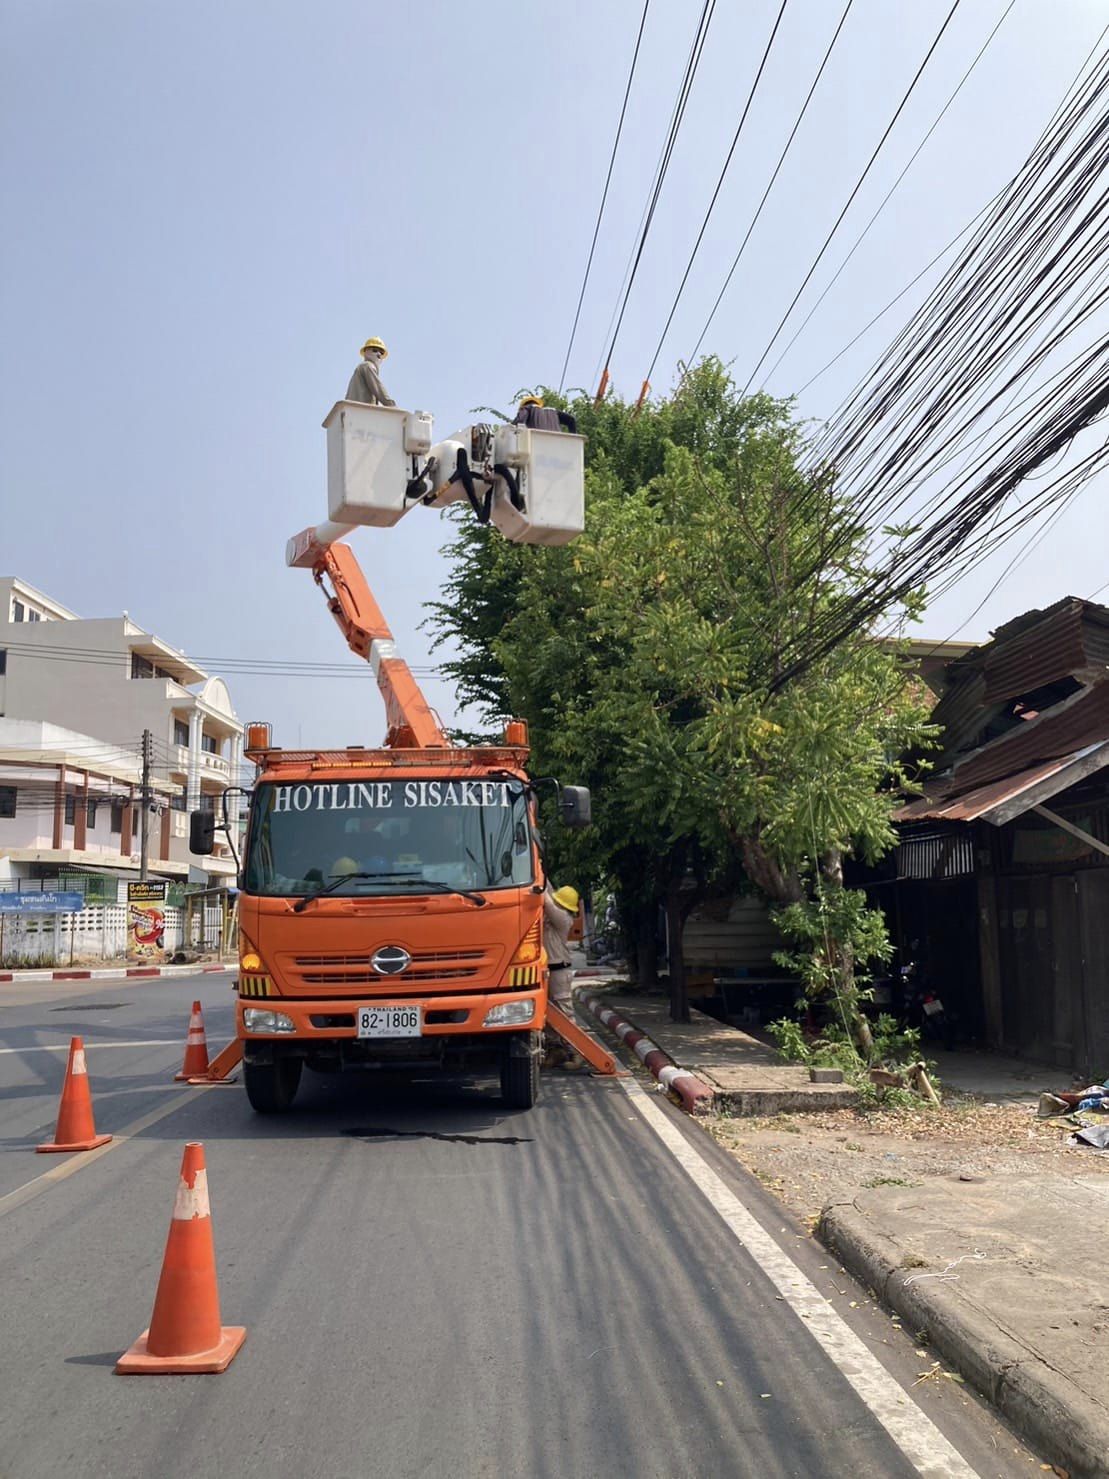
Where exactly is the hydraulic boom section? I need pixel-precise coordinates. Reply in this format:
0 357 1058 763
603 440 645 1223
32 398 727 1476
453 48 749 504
309 539 446 750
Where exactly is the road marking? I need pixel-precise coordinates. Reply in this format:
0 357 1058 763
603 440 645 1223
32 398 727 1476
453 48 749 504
0 1086 213 1220
0 1041 181 1055
618 1076 978 1479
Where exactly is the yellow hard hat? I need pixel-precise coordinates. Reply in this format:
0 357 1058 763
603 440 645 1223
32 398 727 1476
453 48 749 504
552 885 580 914
519 395 544 408
360 336 388 359
332 856 360 877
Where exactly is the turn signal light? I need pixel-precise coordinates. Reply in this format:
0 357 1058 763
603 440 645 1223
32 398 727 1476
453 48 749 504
509 916 542 965
240 952 262 972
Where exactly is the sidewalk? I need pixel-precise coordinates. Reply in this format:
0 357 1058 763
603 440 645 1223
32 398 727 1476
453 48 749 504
579 980 1109 1475
820 1173 1109 1478
578 984 857 1112
0 960 233 984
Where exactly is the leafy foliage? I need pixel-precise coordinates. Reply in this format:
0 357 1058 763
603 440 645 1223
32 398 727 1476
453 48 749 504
426 361 935 1024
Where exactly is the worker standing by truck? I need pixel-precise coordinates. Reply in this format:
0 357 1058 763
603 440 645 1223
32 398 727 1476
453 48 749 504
544 882 583 1070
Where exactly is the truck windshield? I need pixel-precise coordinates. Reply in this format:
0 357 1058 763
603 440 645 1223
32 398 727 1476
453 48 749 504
244 778 534 898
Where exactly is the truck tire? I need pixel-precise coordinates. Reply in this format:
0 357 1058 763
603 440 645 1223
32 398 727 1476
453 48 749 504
501 1033 540 1110
244 1055 302 1113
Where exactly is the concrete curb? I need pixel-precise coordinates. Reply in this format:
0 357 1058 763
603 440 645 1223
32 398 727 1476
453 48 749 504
0 964 233 984
577 991 715 1115
819 1199 1109 1479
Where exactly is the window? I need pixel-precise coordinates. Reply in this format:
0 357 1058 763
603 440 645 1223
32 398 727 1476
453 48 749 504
130 652 154 679
111 802 124 834
201 733 219 755
12 600 24 622
174 719 189 748
171 788 188 812
63 796 96 828
0 786 16 819
28 610 40 622
200 792 218 812
0 649 6 674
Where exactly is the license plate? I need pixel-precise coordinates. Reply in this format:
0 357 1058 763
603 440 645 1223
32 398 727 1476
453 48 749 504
356 1005 422 1039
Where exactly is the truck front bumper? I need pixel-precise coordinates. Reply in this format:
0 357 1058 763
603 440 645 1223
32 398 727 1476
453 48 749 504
237 987 547 1041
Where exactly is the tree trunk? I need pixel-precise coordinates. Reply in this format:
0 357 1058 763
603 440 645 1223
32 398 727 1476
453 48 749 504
666 878 690 1023
634 904 659 992
821 847 874 1059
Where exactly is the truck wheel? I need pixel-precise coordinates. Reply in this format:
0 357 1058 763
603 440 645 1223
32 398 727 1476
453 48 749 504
501 1033 540 1110
244 1056 302 1113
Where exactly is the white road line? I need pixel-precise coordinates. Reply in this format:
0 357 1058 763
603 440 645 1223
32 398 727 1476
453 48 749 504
618 1076 978 1479
0 1085 214 1220
0 1040 181 1055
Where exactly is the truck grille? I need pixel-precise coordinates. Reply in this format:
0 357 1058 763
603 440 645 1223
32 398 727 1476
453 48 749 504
278 947 502 993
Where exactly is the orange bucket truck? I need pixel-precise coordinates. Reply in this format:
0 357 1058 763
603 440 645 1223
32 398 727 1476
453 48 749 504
190 397 593 1112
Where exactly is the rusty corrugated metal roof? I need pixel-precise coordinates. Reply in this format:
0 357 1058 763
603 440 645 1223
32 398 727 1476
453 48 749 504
895 750 1101 823
982 599 1091 704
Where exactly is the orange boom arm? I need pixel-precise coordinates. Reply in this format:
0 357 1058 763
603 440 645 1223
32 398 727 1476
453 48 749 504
312 540 447 750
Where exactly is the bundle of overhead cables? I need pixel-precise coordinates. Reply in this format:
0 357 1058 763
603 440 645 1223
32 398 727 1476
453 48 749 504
768 36 1109 690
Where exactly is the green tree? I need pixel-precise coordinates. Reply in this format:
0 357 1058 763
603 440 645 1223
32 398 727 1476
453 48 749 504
427 362 932 1036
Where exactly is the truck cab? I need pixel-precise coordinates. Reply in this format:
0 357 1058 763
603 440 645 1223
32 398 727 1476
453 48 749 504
195 743 589 1113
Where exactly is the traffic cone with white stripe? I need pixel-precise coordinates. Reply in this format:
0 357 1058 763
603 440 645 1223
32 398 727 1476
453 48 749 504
116 1141 245 1374
37 1036 112 1153
175 1000 210 1080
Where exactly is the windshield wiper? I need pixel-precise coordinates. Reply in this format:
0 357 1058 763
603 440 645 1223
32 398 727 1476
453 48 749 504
291 871 378 913
373 873 488 908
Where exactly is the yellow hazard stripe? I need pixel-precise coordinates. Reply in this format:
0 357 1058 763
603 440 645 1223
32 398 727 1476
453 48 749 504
508 964 539 988
239 973 271 998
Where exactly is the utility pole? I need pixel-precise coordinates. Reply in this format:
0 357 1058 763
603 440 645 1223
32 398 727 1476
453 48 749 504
139 728 152 881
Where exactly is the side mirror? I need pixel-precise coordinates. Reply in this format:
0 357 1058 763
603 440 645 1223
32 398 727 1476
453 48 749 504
559 785 592 829
189 809 216 855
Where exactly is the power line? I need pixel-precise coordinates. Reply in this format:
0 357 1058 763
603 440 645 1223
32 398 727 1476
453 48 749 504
594 0 718 391
0 642 444 678
742 0 963 395
558 0 652 393
760 0 1014 389
641 0 792 387
683 0 855 373
588 1 721 391
732 34 1109 692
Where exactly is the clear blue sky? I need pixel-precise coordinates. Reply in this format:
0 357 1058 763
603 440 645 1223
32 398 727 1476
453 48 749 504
2 0 1105 750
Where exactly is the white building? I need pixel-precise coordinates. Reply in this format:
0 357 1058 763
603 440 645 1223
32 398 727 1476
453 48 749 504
0 578 244 885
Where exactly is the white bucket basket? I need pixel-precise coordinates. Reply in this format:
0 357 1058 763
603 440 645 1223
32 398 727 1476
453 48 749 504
490 425 585 546
324 401 432 528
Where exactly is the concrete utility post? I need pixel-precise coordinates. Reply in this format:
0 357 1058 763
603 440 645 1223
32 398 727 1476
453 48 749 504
139 728 152 881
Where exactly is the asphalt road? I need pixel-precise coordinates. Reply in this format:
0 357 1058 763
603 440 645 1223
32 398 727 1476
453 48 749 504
0 974 1038 1479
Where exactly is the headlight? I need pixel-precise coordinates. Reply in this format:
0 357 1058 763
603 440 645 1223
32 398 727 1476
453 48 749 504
242 1008 295 1033
484 1000 535 1027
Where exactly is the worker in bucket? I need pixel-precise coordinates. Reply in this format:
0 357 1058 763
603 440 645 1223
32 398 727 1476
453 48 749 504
514 395 577 435
543 882 585 1069
346 335 395 407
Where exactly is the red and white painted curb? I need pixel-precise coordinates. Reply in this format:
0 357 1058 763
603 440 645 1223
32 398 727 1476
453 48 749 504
577 991 715 1115
0 964 233 985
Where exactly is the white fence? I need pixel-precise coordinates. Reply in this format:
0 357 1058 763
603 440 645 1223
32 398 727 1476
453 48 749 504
0 904 187 967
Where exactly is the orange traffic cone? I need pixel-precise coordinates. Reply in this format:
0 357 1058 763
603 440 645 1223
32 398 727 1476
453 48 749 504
37 1037 112 1153
175 1000 210 1080
116 1141 245 1374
